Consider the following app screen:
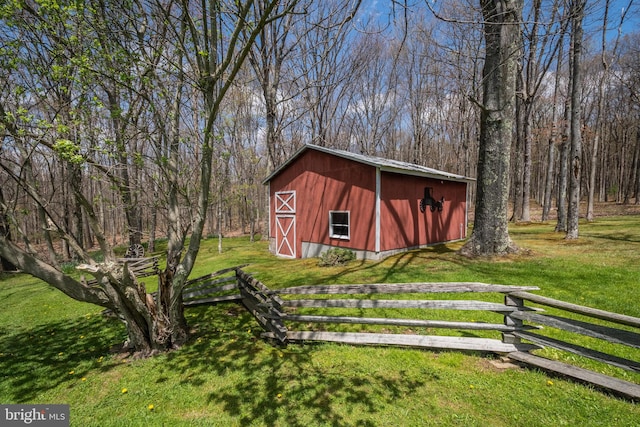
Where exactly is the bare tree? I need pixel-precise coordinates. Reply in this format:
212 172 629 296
401 20 435 164
565 0 586 239
512 0 567 222
431 2 484 179
246 0 311 169
541 38 565 222
293 0 362 146
460 0 523 256
0 0 299 356
555 48 572 232
347 33 402 155
617 34 640 203
586 0 631 220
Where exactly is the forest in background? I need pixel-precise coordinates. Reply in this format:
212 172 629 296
1 0 639 263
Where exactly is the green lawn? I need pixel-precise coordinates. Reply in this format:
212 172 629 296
1 217 639 426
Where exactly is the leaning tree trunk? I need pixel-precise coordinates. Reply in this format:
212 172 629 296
460 0 522 256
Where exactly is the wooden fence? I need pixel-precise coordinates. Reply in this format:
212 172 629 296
504 291 640 400
82 256 160 287
182 265 246 307
270 282 543 354
168 267 640 400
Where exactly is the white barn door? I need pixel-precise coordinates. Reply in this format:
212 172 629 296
275 191 296 258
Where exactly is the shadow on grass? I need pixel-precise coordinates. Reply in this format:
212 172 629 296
579 231 640 244
291 244 459 287
2 295 428 425
0 314 125 403
167 303 426 426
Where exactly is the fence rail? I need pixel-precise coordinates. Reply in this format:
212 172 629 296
82 256 160 287
503 291 640 400
269 281 543 354
182 266 246 306
178 268 640 401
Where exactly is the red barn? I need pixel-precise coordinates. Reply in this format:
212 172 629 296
263 144 474 259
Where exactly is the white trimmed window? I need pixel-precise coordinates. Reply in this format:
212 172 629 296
329 211 350 240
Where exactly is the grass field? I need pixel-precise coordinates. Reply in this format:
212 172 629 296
1 217 640 426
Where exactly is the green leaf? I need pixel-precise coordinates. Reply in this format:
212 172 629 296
53 139 84 164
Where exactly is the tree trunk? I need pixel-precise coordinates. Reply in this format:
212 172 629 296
542 135 556 222
80 260 187 355
521 101 534 222
542 40 564 222
218 180 223 254
512 73 524 222
555 43 573 233
37 205 58 266
0 236 110 305
105 88 143 248
71 164 84 260
587 118 602 221
62 188 72 260
460 0 522 256
635 125 640 204
0 188 18 272
148 185 157 253
566 0 586 240
157 256 189 349
265 86 280 171
587 0 611 221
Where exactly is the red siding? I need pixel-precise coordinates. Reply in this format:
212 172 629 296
379 172 467 252
269 150 377 257
268 148 468 258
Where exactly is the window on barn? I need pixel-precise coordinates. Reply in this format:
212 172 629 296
329 211 350 240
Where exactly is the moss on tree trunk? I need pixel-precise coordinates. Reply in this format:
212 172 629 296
460 0 522 256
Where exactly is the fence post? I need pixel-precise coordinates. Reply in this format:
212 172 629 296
236 269 288 346
503 293 524 345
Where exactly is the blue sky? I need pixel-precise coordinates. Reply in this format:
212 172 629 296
358 0 639 42
585 0 639 41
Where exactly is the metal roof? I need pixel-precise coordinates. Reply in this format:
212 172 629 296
262 144 475 184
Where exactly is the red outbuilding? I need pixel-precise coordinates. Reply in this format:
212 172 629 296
262 144 474 259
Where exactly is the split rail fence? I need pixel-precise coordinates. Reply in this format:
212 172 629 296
82 256 160 287
180 267 640 401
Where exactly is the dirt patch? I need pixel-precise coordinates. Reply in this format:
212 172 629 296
477 357 522 372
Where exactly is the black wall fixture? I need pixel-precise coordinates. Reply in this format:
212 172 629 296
420 187 444 213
